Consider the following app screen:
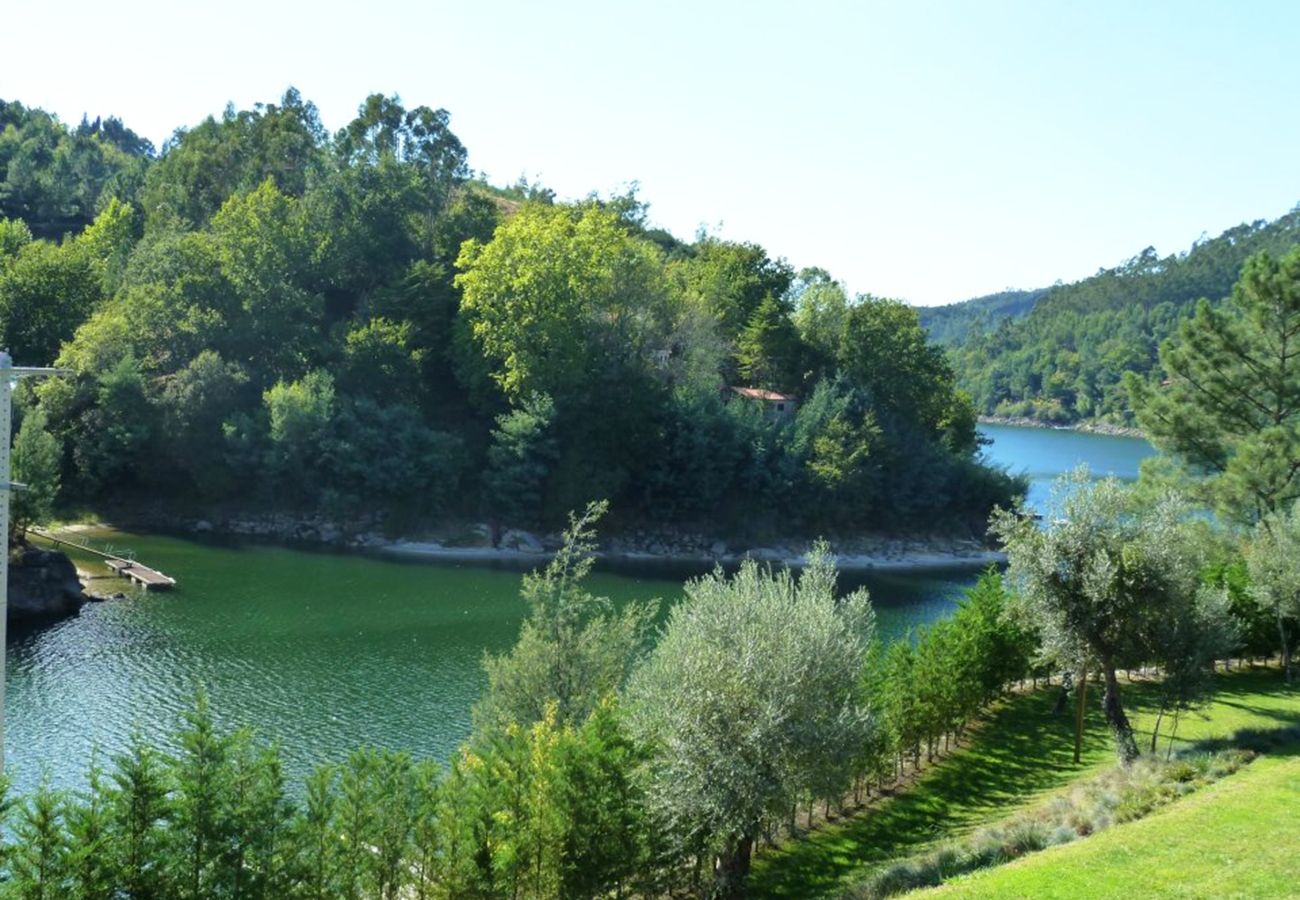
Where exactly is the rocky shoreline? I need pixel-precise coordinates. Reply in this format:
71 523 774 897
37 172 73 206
9 543 92 620
87 512 1005 574
978 414 1146 439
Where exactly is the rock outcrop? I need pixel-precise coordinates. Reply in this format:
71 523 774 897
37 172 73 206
9 545 88 620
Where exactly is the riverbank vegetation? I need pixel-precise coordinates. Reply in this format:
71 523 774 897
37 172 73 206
0 93 1019 543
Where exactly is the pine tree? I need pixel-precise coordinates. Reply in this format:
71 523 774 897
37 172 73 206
65 761 114 899
107 733 170 900
1128 246 1300 524
736 295 802 392
11 781 69 899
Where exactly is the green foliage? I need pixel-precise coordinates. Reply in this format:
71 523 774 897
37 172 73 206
1203 554 1278 661
475 502 655 734
0 217 33 258
263 369 335 493
791 267 851 363
1244 504 1300 681
627 547 875 898
10 404 60 534
156 351 249 497
918 287 1046 346
210 180 319 380
992 470 1235 762
75 354 154 495
456 202 670 402
942 210 1300 425
139 89 323 230
1130 245 1300 524
677 236 794 340
0 238 101 363
0 99 150 240
1 91 1017 535
839 297 977 454
736 294 803 392
482 394 558 529
337 317 424 401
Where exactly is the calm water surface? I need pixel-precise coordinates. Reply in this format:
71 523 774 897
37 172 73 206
9 424 1154 794
978 422 1156 511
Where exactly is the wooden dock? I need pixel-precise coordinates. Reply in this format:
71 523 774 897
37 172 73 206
104 558 177 590
30 527 177 591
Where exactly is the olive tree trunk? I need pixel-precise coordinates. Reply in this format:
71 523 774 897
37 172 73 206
715 836 754 900
1276 606 1293 683
1102 664 1139 763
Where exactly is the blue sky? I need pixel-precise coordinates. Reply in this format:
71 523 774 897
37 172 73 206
6 0 1299 304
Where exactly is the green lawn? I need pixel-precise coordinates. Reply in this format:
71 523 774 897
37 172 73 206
933 752 1300 898
748 667 1300 899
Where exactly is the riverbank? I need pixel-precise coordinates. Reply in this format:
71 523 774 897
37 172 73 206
54 513 1004 574
380 537 1005 574
979 414 1145 439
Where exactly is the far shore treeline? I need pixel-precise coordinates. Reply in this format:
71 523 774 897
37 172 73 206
921 205 1300 428
0 91 1020 540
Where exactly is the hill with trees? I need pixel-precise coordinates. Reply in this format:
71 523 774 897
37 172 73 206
931 207 1300 425
917 287 1046 346
0 90 1020 540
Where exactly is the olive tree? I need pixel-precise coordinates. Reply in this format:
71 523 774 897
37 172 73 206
626 547 873 898
1244 503 1300 682
992 469 1211 763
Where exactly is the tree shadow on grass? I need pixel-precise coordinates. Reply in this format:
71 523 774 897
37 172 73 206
749 689 1112 899
750 667 1300 900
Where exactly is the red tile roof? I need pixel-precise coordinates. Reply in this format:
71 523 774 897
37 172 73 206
728 386 797 402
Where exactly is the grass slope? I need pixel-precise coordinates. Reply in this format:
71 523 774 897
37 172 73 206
748 667 1300 899
932 752 1300 898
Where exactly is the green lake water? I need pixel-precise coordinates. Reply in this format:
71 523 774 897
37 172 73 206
8 423 1153 794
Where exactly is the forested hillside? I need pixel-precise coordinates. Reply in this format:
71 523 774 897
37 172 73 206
939 208 1300 425
917 287 1045 346
0 90 1019 538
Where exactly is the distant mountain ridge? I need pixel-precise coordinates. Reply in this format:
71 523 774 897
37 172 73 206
930 205 1300 425
918 288 1047 346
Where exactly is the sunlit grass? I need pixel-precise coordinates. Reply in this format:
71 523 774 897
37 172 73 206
934 751 1300 898
748 666 1300 899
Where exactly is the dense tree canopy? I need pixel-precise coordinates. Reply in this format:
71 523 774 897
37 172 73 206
1 90 1018 537
1 99 151 239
